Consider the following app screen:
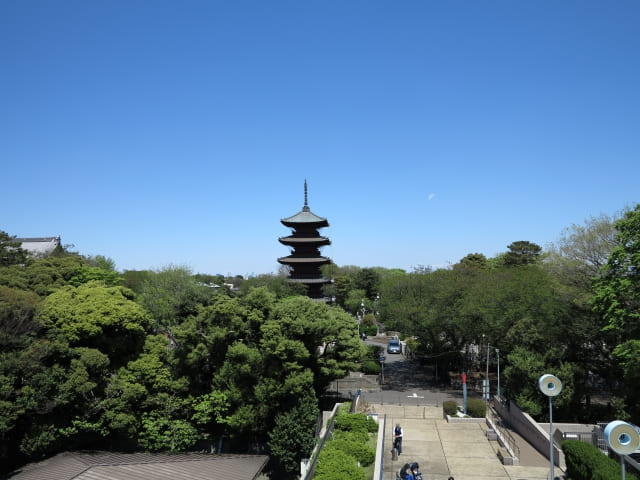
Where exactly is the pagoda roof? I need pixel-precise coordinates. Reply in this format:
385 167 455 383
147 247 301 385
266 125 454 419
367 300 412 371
278 235 331 245
281 206 328 227
281 180 329 227
286 277 332 284
277 255 331 264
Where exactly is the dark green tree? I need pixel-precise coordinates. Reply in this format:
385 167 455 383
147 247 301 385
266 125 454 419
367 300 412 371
454 253 489 271
267 389 319 478
0 231 28 267
354 268 380 299
503 241 543 266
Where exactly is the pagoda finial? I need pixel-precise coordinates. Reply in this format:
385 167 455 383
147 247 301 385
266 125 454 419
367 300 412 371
303 179 309 211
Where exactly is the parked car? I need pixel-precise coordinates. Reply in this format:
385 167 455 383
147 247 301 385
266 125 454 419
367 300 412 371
387 339 401 354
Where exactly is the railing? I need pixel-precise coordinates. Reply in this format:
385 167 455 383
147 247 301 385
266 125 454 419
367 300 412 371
378 414 387 480
487 406 520 460
301 408 338 480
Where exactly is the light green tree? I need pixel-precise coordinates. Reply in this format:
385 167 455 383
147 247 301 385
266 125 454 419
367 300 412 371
592 204 640 422
37 281 152 366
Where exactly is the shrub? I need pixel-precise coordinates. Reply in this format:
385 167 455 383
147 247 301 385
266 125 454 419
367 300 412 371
334 429 369 444
364 344 384 361
363 324 377 336
362 360 381 374
466 398 486 418
334 413 377 433
563 439 634 480
327 436 376 466
314 447 366 480
443 400 458 416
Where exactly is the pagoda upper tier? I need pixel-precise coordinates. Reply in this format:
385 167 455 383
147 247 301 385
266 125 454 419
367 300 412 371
278 181 332 299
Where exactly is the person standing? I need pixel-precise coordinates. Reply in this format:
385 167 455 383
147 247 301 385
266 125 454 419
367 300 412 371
393 423 404 455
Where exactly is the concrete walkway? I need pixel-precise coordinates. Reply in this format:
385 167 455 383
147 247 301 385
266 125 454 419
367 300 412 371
368 404 563 480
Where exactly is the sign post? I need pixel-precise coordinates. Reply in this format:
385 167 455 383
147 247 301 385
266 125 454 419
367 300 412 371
462 372 467 415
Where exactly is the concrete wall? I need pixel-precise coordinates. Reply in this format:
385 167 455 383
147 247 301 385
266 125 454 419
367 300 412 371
493 398 565 469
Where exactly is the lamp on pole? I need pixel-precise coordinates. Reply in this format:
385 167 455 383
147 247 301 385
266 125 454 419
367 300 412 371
496 348 501 399
484 337 490 401
539 374 562 480
604 420 640 480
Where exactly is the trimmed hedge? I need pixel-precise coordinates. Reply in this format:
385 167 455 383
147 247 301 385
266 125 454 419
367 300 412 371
442 399 486 418
315 412 377 479
362 359 381 374
466 398 486 418
326 436 376 466
334 413 378 433
563 439 636 480
314 447 367 480
443 400 458 416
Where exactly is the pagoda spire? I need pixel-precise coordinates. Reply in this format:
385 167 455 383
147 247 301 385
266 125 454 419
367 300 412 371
303 179 309 212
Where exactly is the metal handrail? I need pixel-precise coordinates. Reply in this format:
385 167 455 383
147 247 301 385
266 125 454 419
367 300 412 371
379 414 386 480
488 407 520 459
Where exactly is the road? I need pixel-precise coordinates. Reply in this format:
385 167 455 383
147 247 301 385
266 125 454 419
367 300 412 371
359 337 552 470
358 337 460 406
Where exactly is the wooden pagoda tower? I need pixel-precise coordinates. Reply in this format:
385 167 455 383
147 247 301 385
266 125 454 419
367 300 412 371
278 181 332 299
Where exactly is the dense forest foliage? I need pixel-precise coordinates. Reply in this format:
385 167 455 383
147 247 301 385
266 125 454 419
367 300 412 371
0 235 363 477
1 203 639 477
322 206 640 426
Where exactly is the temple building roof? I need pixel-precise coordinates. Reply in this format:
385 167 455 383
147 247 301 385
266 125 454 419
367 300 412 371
15 236 61 258
280 180 329 228
278 235 331 246
277 255 331 264
281 208 328 227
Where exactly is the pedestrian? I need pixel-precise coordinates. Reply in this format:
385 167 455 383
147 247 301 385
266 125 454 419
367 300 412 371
399 463 414 480
393 423 403 455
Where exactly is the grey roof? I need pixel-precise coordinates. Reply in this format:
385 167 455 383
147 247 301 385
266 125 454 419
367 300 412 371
4 451 269 480
278 235 331 245
277 256 331 264
281 206 329 226
14 236 61 257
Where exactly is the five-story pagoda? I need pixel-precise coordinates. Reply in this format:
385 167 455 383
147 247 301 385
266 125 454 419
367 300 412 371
278 181 332 299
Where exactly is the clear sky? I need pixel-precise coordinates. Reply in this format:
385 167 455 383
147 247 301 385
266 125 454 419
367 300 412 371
2 1 639 277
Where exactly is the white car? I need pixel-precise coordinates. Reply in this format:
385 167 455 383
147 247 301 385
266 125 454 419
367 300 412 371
387 339 402 354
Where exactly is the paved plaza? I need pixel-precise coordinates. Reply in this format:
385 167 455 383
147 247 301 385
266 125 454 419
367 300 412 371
368 404 563 480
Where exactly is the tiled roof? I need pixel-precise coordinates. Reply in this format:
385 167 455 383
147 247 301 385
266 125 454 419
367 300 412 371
278 235 331 245
278 256 331 264
14 236 60 257
281 207 329 226
4 451 269 480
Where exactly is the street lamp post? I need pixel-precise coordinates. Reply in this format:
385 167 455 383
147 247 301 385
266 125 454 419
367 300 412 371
485 340 490 401
539 374 562 480
359 300 365 338
496 348 501 398
496 348 501 399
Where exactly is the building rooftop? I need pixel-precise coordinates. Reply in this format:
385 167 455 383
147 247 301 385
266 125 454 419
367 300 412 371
281 206 329 226
3 451 269 480
14 236 61 258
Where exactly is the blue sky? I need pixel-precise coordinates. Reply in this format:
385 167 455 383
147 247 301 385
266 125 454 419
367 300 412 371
2 1 639 277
